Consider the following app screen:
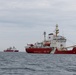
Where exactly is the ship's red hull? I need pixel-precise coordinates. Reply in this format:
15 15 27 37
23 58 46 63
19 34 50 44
26 47 76 54
26 48 52 54
54 47 76 54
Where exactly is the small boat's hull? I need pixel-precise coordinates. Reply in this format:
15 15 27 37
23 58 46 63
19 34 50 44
4 50 19 52
26 48 52 54
14 50 19 52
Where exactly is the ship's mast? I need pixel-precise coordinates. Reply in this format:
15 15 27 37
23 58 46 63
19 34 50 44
55 24 59 36
44 31 46 41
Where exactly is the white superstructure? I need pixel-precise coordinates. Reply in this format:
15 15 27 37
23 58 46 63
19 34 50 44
47 24 66 50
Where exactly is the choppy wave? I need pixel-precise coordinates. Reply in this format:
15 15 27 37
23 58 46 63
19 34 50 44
0 52 76 75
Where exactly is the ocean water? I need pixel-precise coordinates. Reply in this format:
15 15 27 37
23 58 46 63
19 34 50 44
0 52 76 75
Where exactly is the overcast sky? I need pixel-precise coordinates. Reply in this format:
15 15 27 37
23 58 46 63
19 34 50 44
0 0 76 52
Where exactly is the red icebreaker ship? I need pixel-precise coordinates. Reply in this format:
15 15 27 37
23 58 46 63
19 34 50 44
25 24 76 54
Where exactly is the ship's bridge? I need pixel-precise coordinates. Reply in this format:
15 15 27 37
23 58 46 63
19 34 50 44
53 36 66 42
50 35 66 50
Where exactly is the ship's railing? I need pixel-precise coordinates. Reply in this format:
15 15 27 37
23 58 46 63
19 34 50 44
26 43 51 48
26 45 51 48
